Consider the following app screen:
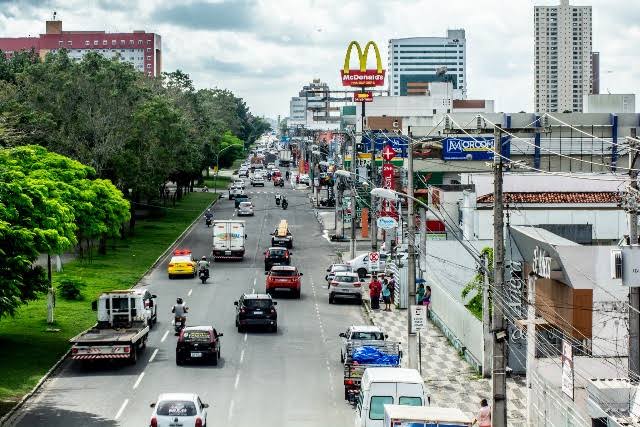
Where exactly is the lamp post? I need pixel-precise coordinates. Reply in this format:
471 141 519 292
213 143 244 194
336 169 374 259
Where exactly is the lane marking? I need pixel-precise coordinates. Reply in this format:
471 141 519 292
115 399 129 420
148 348 159 363
240 349 245 363
234 373 240 389
188 288 193 297
244 333 248 342
161 330 169 342
133 372 145 389
227 400 235 421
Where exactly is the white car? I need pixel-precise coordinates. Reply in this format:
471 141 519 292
298 174 310 185
251 175 265 187
238 168 249 177
325 263 352 287
328 272 363 304
232 179 245 188
149 393 209 427
346 253 388 277
238 201 254 216
228 186 245 200
338 325 387 363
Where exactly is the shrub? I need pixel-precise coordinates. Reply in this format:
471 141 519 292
57 278 86 300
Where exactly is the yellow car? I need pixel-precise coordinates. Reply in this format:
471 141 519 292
168 254 196 279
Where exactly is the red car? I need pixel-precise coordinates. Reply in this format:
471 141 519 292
265 266 303 298
271 170 282 180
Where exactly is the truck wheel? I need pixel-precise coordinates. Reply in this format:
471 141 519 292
128 346 137 364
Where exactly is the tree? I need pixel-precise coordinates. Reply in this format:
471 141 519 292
461 247 493 320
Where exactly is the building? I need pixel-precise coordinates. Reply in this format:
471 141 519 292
0 19 162 77
591 51 600 95
288 79 354 130
534 0 592 113
289 97 306 122
388 30 466 98
584 94 636 113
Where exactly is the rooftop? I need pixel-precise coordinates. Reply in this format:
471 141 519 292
477 192 620 204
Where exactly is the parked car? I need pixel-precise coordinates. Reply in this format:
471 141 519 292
325 263 353 286
265 265 303 298
237 201 254 216
149 393 209 427
264 247 291 271
339 325 387 363
298 174 310 185
234 194 250 208
346 252 389 278
251 175 265 187
176 326 223 366
329 272 363 304
234 293 278 332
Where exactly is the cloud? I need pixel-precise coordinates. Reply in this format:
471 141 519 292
151 0 255 31
203 57 289 78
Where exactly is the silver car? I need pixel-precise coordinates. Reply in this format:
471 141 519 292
329 272 363 304
238 201 254 216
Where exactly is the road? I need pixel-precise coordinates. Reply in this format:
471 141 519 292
7 172 364 427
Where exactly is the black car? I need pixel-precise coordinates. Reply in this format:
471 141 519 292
234 293 277 332
176 326 223 366
234 194 250 208
264 247 291 271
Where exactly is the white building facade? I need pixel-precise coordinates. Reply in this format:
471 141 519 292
534 0 593 113
388 30 466 98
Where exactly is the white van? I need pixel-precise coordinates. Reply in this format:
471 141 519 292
354 368 429 427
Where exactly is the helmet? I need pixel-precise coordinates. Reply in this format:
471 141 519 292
176 297 183 304
201 256 207 260
207 208 211 213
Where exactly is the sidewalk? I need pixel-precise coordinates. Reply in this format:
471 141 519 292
362 287 527 425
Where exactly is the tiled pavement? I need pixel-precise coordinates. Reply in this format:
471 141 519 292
364 295 528 425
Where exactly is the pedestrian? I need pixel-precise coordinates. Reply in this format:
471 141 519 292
423 285 432 318
369 276 382 310
387 273 396 304
382 280 392 311
472 399 491 426
416 283 425 305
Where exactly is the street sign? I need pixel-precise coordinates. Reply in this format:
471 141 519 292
561 340 574 400
377 216 398 230
411 305 427 332
368 251 380 271
381 144 397 161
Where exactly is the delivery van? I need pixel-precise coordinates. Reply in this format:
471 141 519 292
212 220 247 260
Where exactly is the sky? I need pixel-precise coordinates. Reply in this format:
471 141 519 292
0 0 638 119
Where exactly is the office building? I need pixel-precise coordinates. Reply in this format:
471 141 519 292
591 51 599 94
388 30 466 98
534 0 592 112
289 97 306 122
0 19 162 77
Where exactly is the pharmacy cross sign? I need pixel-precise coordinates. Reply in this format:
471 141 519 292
382 144 397 161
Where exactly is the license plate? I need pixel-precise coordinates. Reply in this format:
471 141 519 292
225 251 231 255
169 424 183 427
190 352 202 357
254 310 263 314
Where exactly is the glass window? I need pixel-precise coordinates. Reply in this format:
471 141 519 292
270 270 297 277
58 41 63 47
399 396 422 406
352 331 384 340
156 400 197 417
369 396 393 420
182 330 211 342
68 40 72 46
85 40 90 46
138 40 143 45
242 298 272 309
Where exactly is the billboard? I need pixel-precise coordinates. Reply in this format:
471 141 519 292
340 41 385 87
362 134 408 158
354 91 373 102
442 136 511 161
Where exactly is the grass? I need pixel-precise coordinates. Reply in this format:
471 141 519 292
0 192 217 412
202 175 231 190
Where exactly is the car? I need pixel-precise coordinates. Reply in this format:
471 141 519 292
346 252 389 278
232 178 245 188
238 167 249 177
298 174 310 185
267 163 276 170
228 186 245 200
149 393 209 427
168 254 197 279
234 194 250 208
271 220 293 248
325 263 353 286
238 201 254 216
271 169 282 180
176 326 223 366
264 247 291 271
234 293 278 332
338 325 387 363
329 272 363 304
251 175 265 187
265 265 303 298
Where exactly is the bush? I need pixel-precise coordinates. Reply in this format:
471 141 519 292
57 278 86 300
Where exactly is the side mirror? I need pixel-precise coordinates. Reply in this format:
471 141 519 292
264 251 267 255
218 333 224 337
273 301 278 305
150 403 156 408
339 333 346 338
234 301 238 306
326 268 331 272
152 294 157 298
265 271 269 275
91 301 97 311
245 235 248 239
299 273 303 276
203 403 210 409
385 334 389 339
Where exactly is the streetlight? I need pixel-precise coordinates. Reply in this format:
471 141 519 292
213 143 244 194
335 169 375 259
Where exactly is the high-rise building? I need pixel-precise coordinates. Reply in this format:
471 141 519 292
591 51 600 95
388 30 466 98
534 0 592 112
0 19 162 77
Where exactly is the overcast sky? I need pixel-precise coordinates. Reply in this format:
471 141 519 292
0 0 638 119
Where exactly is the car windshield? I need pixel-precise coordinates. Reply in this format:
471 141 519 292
352 331 384 340
332 265 350 272
268 249 286 256
271 270 296 277
172 256 192 263
156 400 197 417
335 275 358 283
239 202 252 208
243 299 272 309
182 330 211 342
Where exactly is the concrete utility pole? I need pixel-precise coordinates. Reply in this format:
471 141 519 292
407 132 417 370
628 132 640 379
366 95 377 251
350 133 357 259
419 208 427 275
492 124 507 426
482 255 491 378
526 273 537 424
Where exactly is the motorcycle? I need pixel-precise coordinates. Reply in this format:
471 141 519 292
319 198 336 207
275 195 281 206
281 199 288 210
205 217 212 227
174 316 186 335
199 267 209 284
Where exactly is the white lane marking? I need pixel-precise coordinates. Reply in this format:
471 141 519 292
244 333 248 342
161 330 169 342
227 400 235 421
234 373 240 389
253 277 256 287
240 349 245 363
148 348 159 363
115 399 129 420
188 288 193 297
133 372 145 389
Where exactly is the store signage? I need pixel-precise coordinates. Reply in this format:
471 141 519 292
561 340 574 400
340 41 385 87
376 216 398 230
442 136 511 161
532 246 551 279
382 163 394 188
381 144 397 161
362 135 408 158
354 91 373 102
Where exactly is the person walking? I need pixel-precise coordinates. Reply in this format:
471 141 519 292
472 399 491 426
387 273 396 304
369 276 382 310
416 283 425 305
382 280 392 311
423 285 432 318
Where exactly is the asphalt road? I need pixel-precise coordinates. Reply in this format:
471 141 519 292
7 171 365 427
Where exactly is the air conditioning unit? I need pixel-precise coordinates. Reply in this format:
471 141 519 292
622 246 640 286
611 249 622 279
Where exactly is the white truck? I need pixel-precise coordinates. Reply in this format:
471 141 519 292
212 220 247 260
69 289 157 364
278 149 292 167
383 405 472 427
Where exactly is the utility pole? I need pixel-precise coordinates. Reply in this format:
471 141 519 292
350 132 357 259
526 272 537 425
628 132 640 379
407 128 417 370
365 92 378 251
419 208 427 275
492 124 507 426
482 255 491 378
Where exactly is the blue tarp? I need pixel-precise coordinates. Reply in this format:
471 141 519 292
352 346 400 365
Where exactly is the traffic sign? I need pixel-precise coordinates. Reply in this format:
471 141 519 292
369 251 380 271
411 305 427 332
381 144 397 161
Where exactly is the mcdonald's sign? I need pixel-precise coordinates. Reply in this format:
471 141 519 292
340 41 385 87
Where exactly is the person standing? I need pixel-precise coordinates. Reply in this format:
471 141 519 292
472 399 491 426
416 283 425 305
382 280 392 311
423 286 432 318
369 276 382 310
387 273 396 304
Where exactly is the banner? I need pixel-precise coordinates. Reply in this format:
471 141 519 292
340 41 385 87
442 135 511 161
362 134 409 158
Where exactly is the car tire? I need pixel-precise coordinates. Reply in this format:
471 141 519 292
357 296 363 305
357 268 367 278
238 325 245 333
272 323 277 333
340 351 344 364
295 290 301 299
211 351 218 366
329 294 334 304
168 274 173 280
176 356 183 366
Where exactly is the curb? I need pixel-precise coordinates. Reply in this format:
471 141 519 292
0 192 220 426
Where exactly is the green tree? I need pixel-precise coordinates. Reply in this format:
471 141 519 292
461 247 493 320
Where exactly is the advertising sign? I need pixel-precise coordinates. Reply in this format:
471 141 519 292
561 340 574 400
340 41 386 87
362 134 409 158
376 216 398 230
381 144 397 161
442 136 511 161
354 91 373 102
368 251 380 271
382 163 394 188
411 305 427 332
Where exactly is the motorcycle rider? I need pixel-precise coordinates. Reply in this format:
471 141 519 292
281 196 288 210
275 193 282 205
285 170 290 181
197 256 210 277
172 297 188 330
204 209 213 224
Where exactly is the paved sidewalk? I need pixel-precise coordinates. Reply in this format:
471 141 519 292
363 291 527 425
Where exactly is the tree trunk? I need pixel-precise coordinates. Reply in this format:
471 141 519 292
98 236 107 255
129 200 136 235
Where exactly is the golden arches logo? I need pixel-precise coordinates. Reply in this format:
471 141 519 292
342 41 383 74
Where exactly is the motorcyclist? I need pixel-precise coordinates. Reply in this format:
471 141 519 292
204 209 213 222
275 193 282 205
172 297 188 325
202 184 209 192
281 197 288 210
197 256 210 276
285 170 290 180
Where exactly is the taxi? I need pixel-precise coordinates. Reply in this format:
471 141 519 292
168 249 197 279
271 220 293 249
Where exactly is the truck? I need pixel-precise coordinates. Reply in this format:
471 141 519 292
69 289 157 364
212 220 247 260
383 405 473 427
278 149 292 167
343 339 402 401
250 155 264 171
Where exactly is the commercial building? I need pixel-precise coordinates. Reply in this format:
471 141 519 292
0 19 162 77
584 94 636 113
289 97 306 122
288 79 354 130
388 30 466 98
534 0 592 113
